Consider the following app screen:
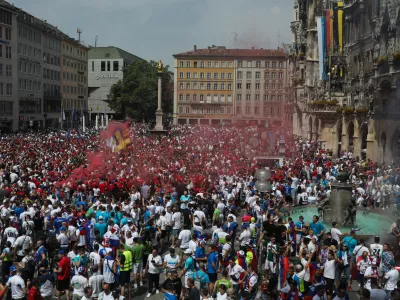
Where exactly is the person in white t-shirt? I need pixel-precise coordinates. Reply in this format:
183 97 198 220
384 266 399 294
369 236 383 262
171 207 181 248
71 266 89 298
177 227 191 259
323 251 336 296
330 222 345 245
163 248 180 271
227 259 247 286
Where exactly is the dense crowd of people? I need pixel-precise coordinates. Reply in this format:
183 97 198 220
0 123 398 300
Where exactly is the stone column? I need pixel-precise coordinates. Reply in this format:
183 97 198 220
341 116 348 151
352 117 360 157
367 118 377 162
95 114 98 130
154 75 164 131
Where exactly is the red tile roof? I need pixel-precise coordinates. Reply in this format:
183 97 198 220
173 47 286 58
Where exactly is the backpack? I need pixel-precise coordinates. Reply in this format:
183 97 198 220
194 271 207 290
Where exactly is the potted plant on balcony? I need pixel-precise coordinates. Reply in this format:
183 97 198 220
342 106 355 114
376 55 388 67
355 107 369 114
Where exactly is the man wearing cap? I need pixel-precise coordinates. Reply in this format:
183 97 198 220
54 249 71 300
57 227 69 253
7 266 27 300
180 249 195 293
238 223 251 252
71 266 88 300
364 259 379 290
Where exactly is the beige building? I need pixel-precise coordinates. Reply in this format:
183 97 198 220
172 46 292 126
60 37 88 127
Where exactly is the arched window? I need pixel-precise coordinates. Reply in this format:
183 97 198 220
186 94 190 102
193 94 197 102
227 94 232 102
220 94 225 102
206 94 211 103
200 94 204 102
214 94 218 102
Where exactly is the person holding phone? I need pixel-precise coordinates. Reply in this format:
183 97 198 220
145 248 162 298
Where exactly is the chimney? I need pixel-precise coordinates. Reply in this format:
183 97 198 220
194 45 197 51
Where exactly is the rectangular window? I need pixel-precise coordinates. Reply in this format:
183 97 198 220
200 61 205 68
256 61 261 67
0 83 3 95
179 72 184 79
0 45 2 57
264 94 269 101
200 72 204 79
206 61 212 68
227 61 232 67
186 94 190 102
238 61 242 67
246 94 251 101
255 72 260 79
194 62 198 68
207 73 211 79
265 72 270 79
193 73 198 79
247 61 252 67
272 84 276 90
5 46 11 59
246 83 251 89
278 84 283 90
6 64 11 77
6 83 12 96
179 106 183 113
272 62 276 68
255 94 261 101
107 61 110 71
214 61 219 68
220 83 225 90
113 61 119 71
186 72 191 78
206 83 211 90
200 83 204 90
180 61 184 67
265 83 269 90
101 61 105 71
228 73 232 79
245 106 251 114
278 95 283 101
214 83 218 90
227 83 232 90
272 72 276 79
221 73 225 79
279 72 283 79
186 106 190 113
186 61 190 68
186 83 190 90
193 82 198 89
214 73 218 79
237 83 242 89
246 72 251 79
237 94 242 101
179 83 184 90
279 62 283 68
5 28 11 40
265 61 270 68
255 83 261 90
237 72 242 79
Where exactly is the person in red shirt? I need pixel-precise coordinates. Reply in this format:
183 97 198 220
27 278 41 300
54 250 71 300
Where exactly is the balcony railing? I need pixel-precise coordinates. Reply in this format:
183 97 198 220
306 104 339 113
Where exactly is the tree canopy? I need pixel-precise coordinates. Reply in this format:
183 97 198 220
107 60 173 121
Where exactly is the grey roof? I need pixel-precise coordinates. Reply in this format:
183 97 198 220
88 46 143 62
0 0 17 11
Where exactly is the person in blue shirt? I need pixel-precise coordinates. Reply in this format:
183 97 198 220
164 282 178 300
343 230 357 254
310 215 325 240
54 214 68 235
228 216 238 249
13 203 24 220
144 207 151 224
180 191 190 210
193 262 210 291
94 216 107 239
195 242 207 270
207 246 219 291
36 239 47 267
295 216 305 245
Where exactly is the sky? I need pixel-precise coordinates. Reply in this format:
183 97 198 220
12 0 294 69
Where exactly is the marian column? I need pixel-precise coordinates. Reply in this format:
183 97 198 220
154 60 164 131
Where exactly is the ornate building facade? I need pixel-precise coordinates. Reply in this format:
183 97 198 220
290 0 400 164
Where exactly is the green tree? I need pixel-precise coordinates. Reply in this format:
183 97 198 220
107 60 173 121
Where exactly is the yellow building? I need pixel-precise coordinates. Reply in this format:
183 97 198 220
173 46 235 125
173 46 290 126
